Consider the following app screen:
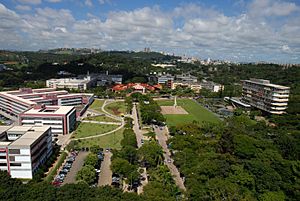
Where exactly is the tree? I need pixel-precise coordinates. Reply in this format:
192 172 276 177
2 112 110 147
138 141 163 167
84 153 98 167
76 165 96 185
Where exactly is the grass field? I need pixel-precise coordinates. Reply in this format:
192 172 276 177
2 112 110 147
74 123 119 138
104 101 127 116
89 99 105 113
84 115 119 122
77 128 124 150
157 99 220 127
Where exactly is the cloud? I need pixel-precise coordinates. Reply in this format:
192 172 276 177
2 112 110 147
46 0 62 2
17 0 42 5
249 0 299 17
85 0 93 7
99 0 111 5
15 5 31 11
0 1 300 63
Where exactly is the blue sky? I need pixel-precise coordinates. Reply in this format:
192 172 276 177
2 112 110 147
0 0 300 63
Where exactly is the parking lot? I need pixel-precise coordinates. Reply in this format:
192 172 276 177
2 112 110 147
52 151 88 186
63 151 88 185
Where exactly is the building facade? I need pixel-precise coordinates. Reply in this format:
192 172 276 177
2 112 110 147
0 88 93 134
242 79 290 114
0 126 52 179
46 75 97 91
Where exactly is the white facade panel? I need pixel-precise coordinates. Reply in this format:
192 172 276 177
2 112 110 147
10 170 32 179
15 155 31 162
20 148 30 155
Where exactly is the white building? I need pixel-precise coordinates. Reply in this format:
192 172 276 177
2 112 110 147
242 79 290 114
19 105 76 135
0 126 52 179
46 75 97 91
201 81 224 92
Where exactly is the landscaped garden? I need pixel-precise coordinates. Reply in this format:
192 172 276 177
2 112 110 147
84 115 119 122
104 101 127 116
89 99 105 113
156 98 220 126
76 128 124 150
74 123 119 138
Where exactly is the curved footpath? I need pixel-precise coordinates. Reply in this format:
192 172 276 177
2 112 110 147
70 99 125 141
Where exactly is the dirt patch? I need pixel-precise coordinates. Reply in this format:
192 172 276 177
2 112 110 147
110 107 121 115
160 106 188 115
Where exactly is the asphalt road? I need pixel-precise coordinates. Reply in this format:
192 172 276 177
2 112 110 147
154 126 186 191
63 151 88 185
98 151 112 186
132 104 143 148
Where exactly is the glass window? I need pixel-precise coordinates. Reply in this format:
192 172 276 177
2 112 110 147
9 149 20 154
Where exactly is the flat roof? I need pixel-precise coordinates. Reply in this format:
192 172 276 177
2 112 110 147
244 79 290 90
0 126 12 134
9 126 50 147
23 105 75 115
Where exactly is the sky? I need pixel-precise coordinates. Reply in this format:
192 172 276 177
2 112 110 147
0 0 300 63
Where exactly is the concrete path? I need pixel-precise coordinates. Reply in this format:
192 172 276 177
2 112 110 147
81 120 122 125
63 152 89 185
98 152 112 186
132 104 143 148
154 126 186 191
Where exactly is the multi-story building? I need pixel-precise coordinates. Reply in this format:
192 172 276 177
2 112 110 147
19 105 76 135
96 72 123 86
46 74 97 91
200 81 224 92
171 82 202 93
242 78 290 114
175 74 198 83
0 88 93 134
0 126 52 179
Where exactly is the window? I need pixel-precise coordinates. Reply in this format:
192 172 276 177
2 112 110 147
0 156 6 159
9 156 15 161
9 149 20 154
10 163 21 167
0 163 7 166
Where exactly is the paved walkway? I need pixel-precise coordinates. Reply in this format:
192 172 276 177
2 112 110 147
98 152 112 186
81 120 122 125
154 126 186 191
132 104 143 148
63 152 89 185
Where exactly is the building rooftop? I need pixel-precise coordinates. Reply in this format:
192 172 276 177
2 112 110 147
9 126 51 147
23 105 75 115
0 126 12 134
244 79 290 90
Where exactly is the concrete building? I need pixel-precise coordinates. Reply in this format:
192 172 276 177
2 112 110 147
200 81 224 92
157 74 174 88
46 74 97 90
0 126 52 179
97 73 123 86
0 88 93 134
242 79 290 114
171 82 202 93
175 74 198 83
19 105 76 135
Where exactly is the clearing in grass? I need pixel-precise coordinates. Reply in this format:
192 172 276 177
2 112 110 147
157 98 220 126
104 101 126 116
74 123 119 138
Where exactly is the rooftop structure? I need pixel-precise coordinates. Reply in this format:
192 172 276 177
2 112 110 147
200 81 224 92
0 125 52 179
242 79 290 114
112 83 162 93
97 72 123 86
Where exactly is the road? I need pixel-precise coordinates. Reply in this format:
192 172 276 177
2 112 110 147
63 151 88 185
154 126 186 191
98 152 113 186
132 104 143 148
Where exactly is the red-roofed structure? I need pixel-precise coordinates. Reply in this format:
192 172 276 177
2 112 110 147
112 83 161 93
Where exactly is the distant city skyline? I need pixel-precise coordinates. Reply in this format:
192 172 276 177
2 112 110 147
0 0 299 63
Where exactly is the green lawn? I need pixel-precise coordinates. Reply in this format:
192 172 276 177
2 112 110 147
77 128 124 150
104 101 127 116
74 123 119 138
89 99 105 113
157 99 220 127
84 115 119 122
